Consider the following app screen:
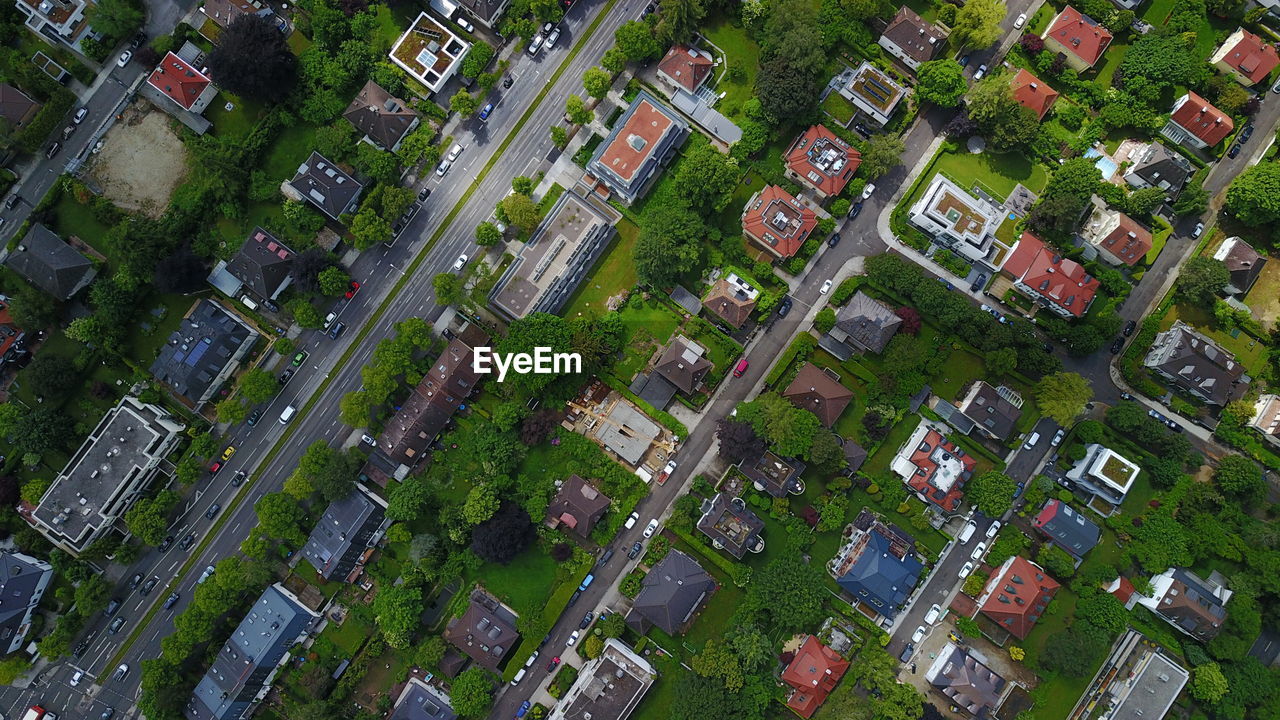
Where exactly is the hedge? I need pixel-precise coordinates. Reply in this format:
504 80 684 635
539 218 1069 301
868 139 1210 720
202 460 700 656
765 333 818 387
669 527 753 587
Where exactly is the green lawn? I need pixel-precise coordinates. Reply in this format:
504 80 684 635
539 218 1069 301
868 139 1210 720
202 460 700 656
50 195 113 254
261 124 320 183
1159 301 1269 378
703 16 760 121
471 546 560 613
1027 4 1054 34
126 293 195 367
995 216 1021 246
1095 38 1130 87
630 651 685 720
822 92 857 126
932 346 987 402
863 415 921 478
205 93 266 140
931 149 1050 201
1021 591 1092 720
609 298 683 382
218 201 286 247
1145 219 1171 266
561 218 639 317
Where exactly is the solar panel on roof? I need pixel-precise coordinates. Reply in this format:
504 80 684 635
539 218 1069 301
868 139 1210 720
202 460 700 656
184 339 212 366
867 78 894 95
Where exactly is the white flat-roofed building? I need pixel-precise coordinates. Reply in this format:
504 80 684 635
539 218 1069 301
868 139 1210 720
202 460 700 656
389 12 471 95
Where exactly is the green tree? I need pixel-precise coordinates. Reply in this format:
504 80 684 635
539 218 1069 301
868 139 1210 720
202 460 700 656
372 584 423 649
1173 181 1209 217
583 66 613 99
292 441 359 503
633 205 704 287
460 42 495 78
1226 162 1280 226
985 347 1018 377
512 175 535 195
499 193 543 234
433 273 463 307
87 0 143 39
601 47 628 73
671 141 740 213
462 484 500 525
451 667 494 717
566 93 593 125
74 575 111 615
655 0 707 45
317 266 351 296
216 397 249 424
951 0 1005 48
1035 372 1092 425
691 640 745 690
549 125 569 148
966 72 1041 152
859 133 905 178
450 90 480 116
916 59 968 106
254 492 308 545
338 391 373 428
24 355 77 401
614 20 661 61
1191 662 1229 703
735 391 821 458
8 287 57 330
1037 543 1077 578
349 209 392 250
238 368 279 404
1176 257 1228 305
125 490 179 545
1214 454 1265 500
740 551 824 632
475 221 504 246
967 471 1017 517
1077 593 1129 634
814 307 836 334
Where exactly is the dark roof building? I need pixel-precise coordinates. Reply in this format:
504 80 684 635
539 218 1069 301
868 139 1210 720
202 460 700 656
829 509 924 620
187 584 321 720
956 382 1024 441
878 7 946 70
1123 142 1192 197
150 300 258 407
223 227 295 301
843 439 867 472
200 0 257 27
782 363 854 428
1079 630 1188 720
1032 499 1100 560
977 556 1060 640
781 636 850 718
1144 321 1249 407
584 90 689 205
1138 568 1232 641
784 125 860 200
545 475 611 539
696 493 765 559
927 643 1008 719
1213 236 1266 296
625 549 715 635
300 484 388 582
287 151 364 220
653 336 712 395
390 678 457 720
452 0 511 29
0 551 53 654
5 223 96 300
344 80 420 151
740 450 806 498
443 598 521 672
829 291 901 354
546 639 656 720
0 83 41 128
701 275 758 329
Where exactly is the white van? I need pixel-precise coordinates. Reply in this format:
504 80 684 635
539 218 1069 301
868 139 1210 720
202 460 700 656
240 295 259 311
1023 431 1041 450
957 520 978 544
511 668 527 686
279 405 297 424
634 466 652 484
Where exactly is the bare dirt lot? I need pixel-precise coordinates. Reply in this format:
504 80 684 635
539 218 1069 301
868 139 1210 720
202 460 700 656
85 102 189 218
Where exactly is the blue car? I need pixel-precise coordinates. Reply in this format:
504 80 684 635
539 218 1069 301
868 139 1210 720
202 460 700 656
517 702 531 718
479 103 494 121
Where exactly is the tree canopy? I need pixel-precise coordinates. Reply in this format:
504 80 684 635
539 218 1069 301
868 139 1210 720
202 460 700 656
1035 372 1092 425
916 60 968 107
207 14 298 103
1226 163 1280 226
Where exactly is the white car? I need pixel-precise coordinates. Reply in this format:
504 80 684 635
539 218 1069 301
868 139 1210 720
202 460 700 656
911 625 926 643
974 64 987 80
624 512 639 530
958 561 974 578
117 51 132 67
447 144 464 162
72 107 88 124
923 604 942 624
985 520 1001 539
643 519 659 538
527 33 545 56
820 279 833 294
566 630 580 647
457 16 474 32
959 520 978 544
861 183 876 199
435 159 452 177
970 542 987 560
453 254 468 271
1013 12 1027 28
1192 222 1204 238
70 670 84 686
1050 429 1065 447
546 27 561 47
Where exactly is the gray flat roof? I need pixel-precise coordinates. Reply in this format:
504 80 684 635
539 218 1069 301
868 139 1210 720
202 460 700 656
595 402 660 466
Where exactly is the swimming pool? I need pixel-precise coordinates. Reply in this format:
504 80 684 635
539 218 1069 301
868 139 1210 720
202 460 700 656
1083 148 1119 180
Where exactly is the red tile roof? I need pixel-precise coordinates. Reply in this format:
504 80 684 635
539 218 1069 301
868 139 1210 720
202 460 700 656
979 556 1060 639
782 362 855 428
785 125 861 197
782 636 850 718
1169 92 1235 147
1217 29 1280 85
597 97 676 183
903 427 975 513
657 44 714 93
1003 232 1099 318
1107 575 1136 605
741 185 818 259
1009 69 1059 120
1046 6 1113 68
1099 213 1152 266
147 52 211 111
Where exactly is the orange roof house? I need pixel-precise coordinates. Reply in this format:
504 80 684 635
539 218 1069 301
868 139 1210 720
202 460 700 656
784 125 861 200
584 90 690 204
782 636 850 718
977 556 1060 639
1211 29 1280 86
1042 6 1113 71
1162 92 1235 150
741 185 818 260
1002 233 1099 318
1009 69 1059 120
656 44 715 94
147 52 217 113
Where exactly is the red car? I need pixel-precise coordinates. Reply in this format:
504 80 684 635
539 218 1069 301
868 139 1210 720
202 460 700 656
209 461 223 474
345 281 361 299
546 656 560 672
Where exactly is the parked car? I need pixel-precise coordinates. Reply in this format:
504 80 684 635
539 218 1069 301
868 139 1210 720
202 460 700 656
899 643 914 662
1050 429 1065 447
479 102 494 121
1123 320 1137 336
1013 12 1027 27
418 187 431 201
924 604 943 624
279 368 296 385
643 519 659 538
566 630 581 647
973 64 987 80
969 273 987 292
329 322 346 340
527 33 545 56
624 512 639 529
657 460 676 483
547 656 561 672
958 520 978 544
1241 125 1255 143
628 541 643 559
911 626 926 643
1228 143 1242 159
517 702 531 719
820 279 833 294
848 201 863 218
209 460 224 474
45 141 60 159
777 296 793 317
828 233 841 248
447 144 463 162
567 590 581 606
502 75 513 89
456 15 473 32
117 50 132 67
597 549 614 566
141 576 158 596
345 281 361 299
1192 222 1204 238
546 27 561 47
861 183 876 199
435 159 453 176
222 445 236 461
970 542 987 560
1110 337 1124 354
579 612 594 629
958 561 974 578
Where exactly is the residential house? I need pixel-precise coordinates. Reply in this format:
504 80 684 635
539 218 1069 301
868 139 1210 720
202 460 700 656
388 12 471 95
624 549 715 635
1065 443 1141 511
926 643 1009 719
696 493 765 559
449 0 511 29
653 336 712 395
28 397 184 556
878 7 946 71
1137 568 1232 641
784 125 860 200
150 300 259 408
583 394 667 472
739 450 806 498
214 226 295 302
381 325 489 468
1162 93 1234 151
907 175 1006 268
5 224 96 300
1080 198 1153 267
741 184 818 260
655 44 715 95
287 151 364 221
1074 630 1189 720
1249 394 1280 447
546 639 656 720
781 636 850 718
843 440 867 472
838 61 909 127
200 0 258 27
1211 28 1280 86
147 52 217 114
14 0 91 47
1213 236 1266 295
584 90 689 205
701 274 758 329
186 584 321 720
0 552 52 654
828 509 924 620
1123 142 1192 197
390 678 456 720
545 475 611 539
299 484 388 582
976 556 1060 640
826 291 901 356
891 420 976 513
1009 69 1059 120
783 363 854 428
344 80 421 151
1001 232 1099 318
1042 6 1113 71
1032 499 1100 560
0 84 40 128
443 598 521 672
1105 575 1140 609
1144 321 1249 406
955 381 1023 441
489 189 620 319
